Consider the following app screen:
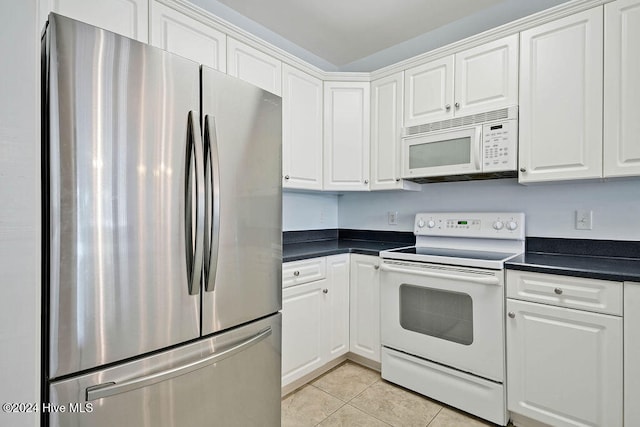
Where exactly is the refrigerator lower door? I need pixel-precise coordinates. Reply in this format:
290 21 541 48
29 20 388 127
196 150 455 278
200 67 282 336
49 314 282 427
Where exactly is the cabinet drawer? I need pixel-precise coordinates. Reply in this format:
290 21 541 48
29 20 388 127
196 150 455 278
283 258 326 288
507 270 622 316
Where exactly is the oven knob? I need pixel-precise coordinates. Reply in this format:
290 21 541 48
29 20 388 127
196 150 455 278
417 219 425 228
506 221 518 231
493 221 504 230
427 220 436 228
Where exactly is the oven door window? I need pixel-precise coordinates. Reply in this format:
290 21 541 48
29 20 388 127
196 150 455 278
399 284 473 345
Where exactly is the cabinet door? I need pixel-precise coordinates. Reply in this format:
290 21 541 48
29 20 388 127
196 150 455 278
370 73 420 191
282 65 323 190
282 279 326 387
403 56 454 126
454 34 518 116
519 7 603 183
41 0 147 42
349 254 380 363
604 0 640 178
150 1 226 71
227 38 282 96
323 81 370 191
506 299 622 427
325 255 350 360
624 283 640 427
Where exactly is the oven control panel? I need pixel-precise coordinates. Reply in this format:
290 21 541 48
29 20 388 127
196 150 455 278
414 212 525 240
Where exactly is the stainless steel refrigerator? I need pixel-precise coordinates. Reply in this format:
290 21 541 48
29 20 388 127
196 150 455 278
42 13 282 427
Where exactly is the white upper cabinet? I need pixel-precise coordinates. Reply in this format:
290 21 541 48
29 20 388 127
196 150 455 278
282 65 323 190
604 0 640 178
404 56 454 126
403 34 518 126
41 0 148 42
227 38 282 96
454 34 519 116
323 81 371 191
150 1 226 71
519 7 604 183
371 73 420 191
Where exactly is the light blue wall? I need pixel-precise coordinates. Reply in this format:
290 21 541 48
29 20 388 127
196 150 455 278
283 191 339 230
337 179 640 240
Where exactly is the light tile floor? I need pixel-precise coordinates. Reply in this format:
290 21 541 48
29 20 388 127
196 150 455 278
282 361 502 427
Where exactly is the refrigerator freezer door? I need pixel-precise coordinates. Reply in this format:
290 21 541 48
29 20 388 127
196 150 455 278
201 67 282 336
49 314 282 427
45 14 202 379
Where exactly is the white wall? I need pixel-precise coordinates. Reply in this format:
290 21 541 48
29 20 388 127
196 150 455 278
283 191 339 231
338 179 640 240
0 1 40 426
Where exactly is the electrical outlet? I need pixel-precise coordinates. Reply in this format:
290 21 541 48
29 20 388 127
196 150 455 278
575 210 593 230
388 211 398 225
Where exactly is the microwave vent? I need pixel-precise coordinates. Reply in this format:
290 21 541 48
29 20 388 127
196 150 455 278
404 107 514 137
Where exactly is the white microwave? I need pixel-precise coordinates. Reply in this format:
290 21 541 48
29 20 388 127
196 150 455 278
401 106 518 183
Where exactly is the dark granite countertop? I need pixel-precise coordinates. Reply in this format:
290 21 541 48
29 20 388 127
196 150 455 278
505 237 640 282
282 229 414 263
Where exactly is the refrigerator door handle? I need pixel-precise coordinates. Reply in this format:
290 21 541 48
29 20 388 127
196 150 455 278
85 327 272 402
204 114 221 293
185 110 205 295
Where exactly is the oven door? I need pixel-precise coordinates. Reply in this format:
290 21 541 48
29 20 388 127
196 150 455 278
380 260 504 382
401 125 482 179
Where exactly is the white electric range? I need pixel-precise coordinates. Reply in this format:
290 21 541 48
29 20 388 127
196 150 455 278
379 212 525 426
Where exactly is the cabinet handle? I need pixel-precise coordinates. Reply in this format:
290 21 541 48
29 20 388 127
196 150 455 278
554 287 563 295
455 102 460 108
519 168 527 173
364 179 369 184
293 271 300 277
445 104 451 111
322 288 328 294
374 265 380 270
395 178 400 182
284 175 290 180
508 312 516 319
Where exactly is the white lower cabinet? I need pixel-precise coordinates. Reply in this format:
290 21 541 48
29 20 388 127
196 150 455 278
624 282 640 427
506 272 623 427
282 254 350 388
349 254 380 362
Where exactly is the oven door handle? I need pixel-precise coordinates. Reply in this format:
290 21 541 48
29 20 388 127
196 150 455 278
380 263 500 285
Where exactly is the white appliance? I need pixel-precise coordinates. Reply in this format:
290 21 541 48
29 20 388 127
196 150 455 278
379 212 525 426
401 106 518 183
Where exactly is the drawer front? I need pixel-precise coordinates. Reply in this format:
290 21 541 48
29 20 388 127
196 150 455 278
507 270 622 316
283 258 326 288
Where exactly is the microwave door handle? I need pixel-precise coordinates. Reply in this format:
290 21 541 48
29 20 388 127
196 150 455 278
475 126 482 170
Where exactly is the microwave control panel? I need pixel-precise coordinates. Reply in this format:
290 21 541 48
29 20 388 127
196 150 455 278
482 120 517 172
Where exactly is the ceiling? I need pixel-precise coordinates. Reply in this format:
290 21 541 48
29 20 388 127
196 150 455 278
190 0 571 71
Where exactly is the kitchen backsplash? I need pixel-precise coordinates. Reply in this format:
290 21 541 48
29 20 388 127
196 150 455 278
284 178 640 241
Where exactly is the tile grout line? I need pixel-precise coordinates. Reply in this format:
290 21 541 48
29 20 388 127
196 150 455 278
344 377 396 426
307 383 348 427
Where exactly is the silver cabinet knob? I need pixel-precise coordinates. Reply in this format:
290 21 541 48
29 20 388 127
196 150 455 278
508 312 516 319
445 104 451 111
554 288 563 295
455 102 460 108
284 175 290 180
322 288 328 294
364 179 369 184
293 271 300 277
519 168 527 173
395 178 401 182
374 265 380 270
